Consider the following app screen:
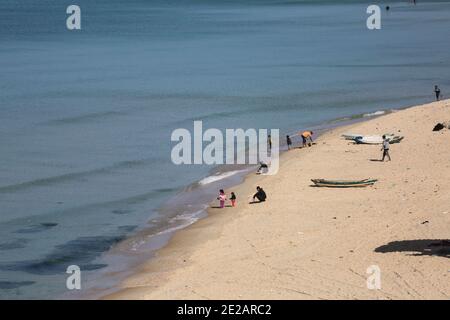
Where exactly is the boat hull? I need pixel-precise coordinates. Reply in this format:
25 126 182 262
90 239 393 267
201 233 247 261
311 179 378 188
354 135 403 144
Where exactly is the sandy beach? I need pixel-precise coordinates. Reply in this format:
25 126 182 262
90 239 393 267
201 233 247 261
106 100 450 300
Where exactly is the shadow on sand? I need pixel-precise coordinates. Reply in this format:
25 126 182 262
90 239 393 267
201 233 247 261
375 239 450 258
210 205 233 209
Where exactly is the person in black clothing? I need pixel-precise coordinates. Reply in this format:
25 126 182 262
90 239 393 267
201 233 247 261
253 186 267 202
256 161 268 174
230 192 237 207
286 135 292 150
434 85 441 101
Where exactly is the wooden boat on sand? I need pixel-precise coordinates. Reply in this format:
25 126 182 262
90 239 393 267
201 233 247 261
311 178 378 188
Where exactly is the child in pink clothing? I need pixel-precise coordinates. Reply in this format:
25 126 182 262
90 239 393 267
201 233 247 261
217 189 227 208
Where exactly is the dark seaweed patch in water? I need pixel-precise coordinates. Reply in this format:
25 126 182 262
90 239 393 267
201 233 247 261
155 187 177 193
0 238 29 250
0 235 125 275
44 111 125 126
111 209 133 215
0 159 155 194
79 264 108 271
117 225 138 233
0 281 35 289
14 223 58 234
41 222 58 227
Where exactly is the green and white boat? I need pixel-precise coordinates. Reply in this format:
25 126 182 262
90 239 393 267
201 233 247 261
311 178 378 188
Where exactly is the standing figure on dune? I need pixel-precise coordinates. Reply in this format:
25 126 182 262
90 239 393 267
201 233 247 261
286 135 292 150
381 135 391 162
230 192 237 207
434 85 441 101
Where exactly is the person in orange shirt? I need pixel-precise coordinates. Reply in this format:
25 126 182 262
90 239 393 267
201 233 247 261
301 130 314 147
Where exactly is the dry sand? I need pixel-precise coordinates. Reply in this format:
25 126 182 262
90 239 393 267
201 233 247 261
107 100 450 300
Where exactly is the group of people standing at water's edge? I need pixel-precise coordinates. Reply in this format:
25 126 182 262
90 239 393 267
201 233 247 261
286 130 314 150
214 130 316 208
217 186 267 208
217 189 236 208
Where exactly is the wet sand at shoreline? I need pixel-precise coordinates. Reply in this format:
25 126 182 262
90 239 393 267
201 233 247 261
106 100 450 300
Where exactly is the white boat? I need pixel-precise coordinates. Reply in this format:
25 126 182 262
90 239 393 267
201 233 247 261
342 133 394 141
354 135 384 144
341 133 363 140
355 135 403 145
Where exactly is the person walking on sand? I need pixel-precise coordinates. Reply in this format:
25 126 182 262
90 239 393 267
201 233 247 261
301 130 314 147
230 192 237 207
434 85 441 101
268 134 272 151
217 189 227 208
252 186 267 202
286 135 292 150
381 135 391 162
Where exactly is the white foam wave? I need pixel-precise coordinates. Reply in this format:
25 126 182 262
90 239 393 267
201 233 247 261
130 206 208 251
198 170 245 185
363 110 385 117
155 206 208 236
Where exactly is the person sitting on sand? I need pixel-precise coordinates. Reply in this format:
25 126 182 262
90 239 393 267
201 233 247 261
256 161 268 174
434 85 441 101
252 186 267 202
286 135 292 150
381 135 391 162
217 189 227 208
230 192 237 207
301 130 314 147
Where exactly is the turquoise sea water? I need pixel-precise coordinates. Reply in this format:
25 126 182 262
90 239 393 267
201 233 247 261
0 0 449 299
